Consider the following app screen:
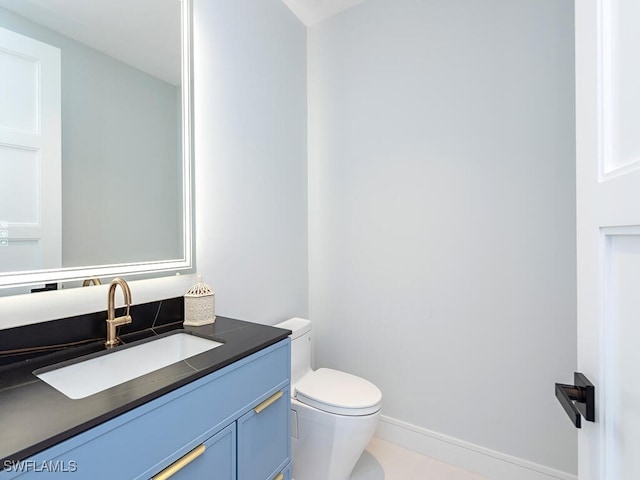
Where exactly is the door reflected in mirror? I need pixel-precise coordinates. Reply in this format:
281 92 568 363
0 0 192 290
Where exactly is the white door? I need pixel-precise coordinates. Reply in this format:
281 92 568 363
0 26 61 274
575 0 640 478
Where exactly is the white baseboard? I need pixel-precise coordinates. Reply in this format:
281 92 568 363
374 415 577 480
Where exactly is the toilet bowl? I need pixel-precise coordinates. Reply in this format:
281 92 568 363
275 318 382 480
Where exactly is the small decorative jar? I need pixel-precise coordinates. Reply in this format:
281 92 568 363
184 275 216 326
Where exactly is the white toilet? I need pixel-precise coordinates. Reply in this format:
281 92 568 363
275 318 382 480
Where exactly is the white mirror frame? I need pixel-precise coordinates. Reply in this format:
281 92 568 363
0 0 194 290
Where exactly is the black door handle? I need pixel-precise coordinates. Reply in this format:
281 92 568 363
555 372 595 428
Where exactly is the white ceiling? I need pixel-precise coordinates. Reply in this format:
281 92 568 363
281 0 367 26
0 0 181 86
0 0 365 85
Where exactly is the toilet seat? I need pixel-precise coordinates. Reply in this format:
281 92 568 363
294 368 382 416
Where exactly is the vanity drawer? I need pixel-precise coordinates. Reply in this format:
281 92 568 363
150 423 236 480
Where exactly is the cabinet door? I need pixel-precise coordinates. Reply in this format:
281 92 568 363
237 387 290 480
151 423 236 480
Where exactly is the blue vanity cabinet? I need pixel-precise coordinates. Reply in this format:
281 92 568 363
1 339 290 480
152 384 292 480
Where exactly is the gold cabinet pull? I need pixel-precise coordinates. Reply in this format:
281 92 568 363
254 390 283 414
273 473 284 480
152 444 206 480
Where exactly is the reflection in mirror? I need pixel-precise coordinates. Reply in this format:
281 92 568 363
0 0 193 291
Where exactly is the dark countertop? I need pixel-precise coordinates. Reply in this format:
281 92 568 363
0 317 290 467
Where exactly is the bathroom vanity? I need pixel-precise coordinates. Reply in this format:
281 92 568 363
0 315 291 479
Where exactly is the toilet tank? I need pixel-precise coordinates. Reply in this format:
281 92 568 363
275 318 312 385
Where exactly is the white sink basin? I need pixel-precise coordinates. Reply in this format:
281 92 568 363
36 333 223 399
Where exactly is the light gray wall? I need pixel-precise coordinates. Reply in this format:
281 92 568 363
0 7 182 268
193 0 308 323
308 0 577 473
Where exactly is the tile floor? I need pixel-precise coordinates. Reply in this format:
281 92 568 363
349 437 488 480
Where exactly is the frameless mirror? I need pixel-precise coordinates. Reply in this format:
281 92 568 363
0 0 193 291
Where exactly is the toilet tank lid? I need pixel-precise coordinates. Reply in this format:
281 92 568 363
274 318 311 340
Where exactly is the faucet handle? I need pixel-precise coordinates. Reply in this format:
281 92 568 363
112 314 132 326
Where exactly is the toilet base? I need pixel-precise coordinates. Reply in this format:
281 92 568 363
290 398 380 480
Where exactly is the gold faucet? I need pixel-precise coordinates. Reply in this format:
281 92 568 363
82 278 102 286
105 278 132 348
